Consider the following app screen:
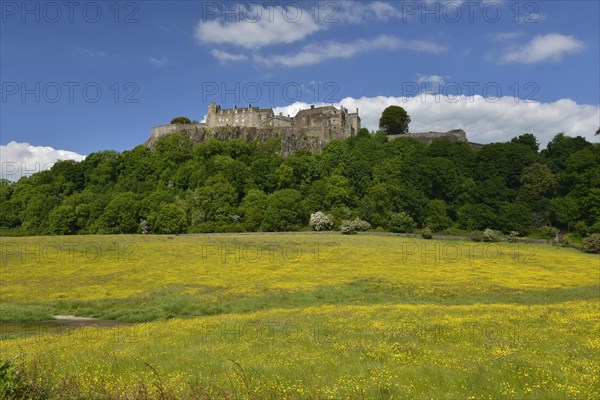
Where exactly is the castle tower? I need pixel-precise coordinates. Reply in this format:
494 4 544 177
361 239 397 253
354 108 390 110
207 102 218 127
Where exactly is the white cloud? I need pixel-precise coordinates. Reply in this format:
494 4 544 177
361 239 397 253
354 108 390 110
0 141 86 182
210 49 249 63
335 1 403 23
147 55 170 67
275 96 599 147
195 4 322 49
249 35 445 67
416 74 446 85
502 33 585 64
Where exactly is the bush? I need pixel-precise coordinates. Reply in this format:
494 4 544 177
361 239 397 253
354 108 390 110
539 226 559 239
471 231 483 242
170 116 191 124
422 227 433 239
582 233 600 253
390 212 415 233
340 218 371 235
483 228 499 242
309 211 334 231
508 231 520 242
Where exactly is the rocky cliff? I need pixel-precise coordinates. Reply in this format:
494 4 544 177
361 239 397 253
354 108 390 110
145 123 353 156
146 125 476 155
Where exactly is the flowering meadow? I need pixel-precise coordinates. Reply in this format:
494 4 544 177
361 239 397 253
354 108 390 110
1 234 598 399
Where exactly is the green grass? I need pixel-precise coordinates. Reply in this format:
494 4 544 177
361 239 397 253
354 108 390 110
1 234 598 399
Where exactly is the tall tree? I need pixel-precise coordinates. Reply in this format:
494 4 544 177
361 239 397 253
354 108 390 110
379 105 411 135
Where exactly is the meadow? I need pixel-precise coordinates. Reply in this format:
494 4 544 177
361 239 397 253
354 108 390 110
0 234 598 399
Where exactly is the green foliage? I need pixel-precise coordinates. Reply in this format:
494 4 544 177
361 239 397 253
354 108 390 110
149 203 186 234
0 131 595 237
425 200 452 232
170 116 191 124
483 228 499 242
421 227 433 239
379 105 411 135
582 233 600 253
48 205 77 235
341 217 371 234
389 212 416 233
539 226 559 239
498 203 532 234
262 189 306 231
0 358 27 399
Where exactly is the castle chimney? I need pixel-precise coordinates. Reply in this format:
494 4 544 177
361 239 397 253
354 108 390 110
311 105 314 109
356 108 359 114
248 104 251 108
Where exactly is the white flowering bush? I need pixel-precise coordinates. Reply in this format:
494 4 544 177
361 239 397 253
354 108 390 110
483 228 499 242
310 212 334 231
340 218 371 234
139 219 149 234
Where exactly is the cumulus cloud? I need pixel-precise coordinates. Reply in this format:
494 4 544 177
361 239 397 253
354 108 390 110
502 33 585 64
195 4 322 49
274 96 599 147
244 35 445 67
0 141 86 182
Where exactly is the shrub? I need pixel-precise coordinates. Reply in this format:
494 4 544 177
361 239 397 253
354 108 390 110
353 218 372 232
310 211 334 231
483 228 499 242
471 231 483 242
170 116 191 124
139 219 149 234
539 226 559 239
390 212 416 233
422 227 433 239
0 358 28 399
508 231 520 242
582 233 600 253
340 218 371 235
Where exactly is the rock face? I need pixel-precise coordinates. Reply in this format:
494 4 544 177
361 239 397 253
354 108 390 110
388 129 468 143
146 125 477 155
145 124 353 156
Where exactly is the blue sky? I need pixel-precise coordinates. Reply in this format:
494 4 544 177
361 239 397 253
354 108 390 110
1 1 599 178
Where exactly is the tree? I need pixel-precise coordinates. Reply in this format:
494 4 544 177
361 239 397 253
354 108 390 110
549 197 580 231
262 189 306 231
98 192 141 233
498 203 532 234
239 189 268 231
149 203 186 234
48 205 77 235
170 116 191 124
379 105 411 135
511 133 540 153
425 200 452 232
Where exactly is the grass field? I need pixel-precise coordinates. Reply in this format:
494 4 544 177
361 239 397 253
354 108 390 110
1 234 599 399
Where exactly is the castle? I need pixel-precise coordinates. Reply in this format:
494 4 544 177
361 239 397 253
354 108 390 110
205 102 361 136
147 102 474 154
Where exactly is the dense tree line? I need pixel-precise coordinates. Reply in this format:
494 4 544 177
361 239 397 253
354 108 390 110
0 130 598 237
